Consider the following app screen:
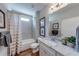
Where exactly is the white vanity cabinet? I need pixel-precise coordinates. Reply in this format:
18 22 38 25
38 38 79 56
55 51 63 56
39 43 56 56
38 40 63 56
39 44 49 56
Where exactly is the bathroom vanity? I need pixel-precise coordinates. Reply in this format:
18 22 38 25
38 37 79 56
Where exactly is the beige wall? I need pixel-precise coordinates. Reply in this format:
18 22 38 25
34 11 40 39
36 4 52 37
0 4 9 32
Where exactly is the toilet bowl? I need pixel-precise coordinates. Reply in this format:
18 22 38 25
30 43 39 53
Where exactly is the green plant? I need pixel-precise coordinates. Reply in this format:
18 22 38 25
67 36 76 44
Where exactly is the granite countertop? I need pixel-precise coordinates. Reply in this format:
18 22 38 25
38 37 79 56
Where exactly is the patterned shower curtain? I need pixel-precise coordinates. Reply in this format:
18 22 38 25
9 11 22 56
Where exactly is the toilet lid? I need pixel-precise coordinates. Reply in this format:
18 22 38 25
30 43 39 48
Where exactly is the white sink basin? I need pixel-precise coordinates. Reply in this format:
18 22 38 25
44 39 57 47
49 40 57 46
51 41 57 46
38 37 57 47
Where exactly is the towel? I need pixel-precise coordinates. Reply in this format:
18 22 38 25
2 31 12 47
0 31 12 47
0 32 3 46
3 35 8 47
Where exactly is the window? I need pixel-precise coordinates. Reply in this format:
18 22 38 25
21 17 30 22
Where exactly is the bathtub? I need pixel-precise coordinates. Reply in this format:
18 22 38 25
21 39 36 51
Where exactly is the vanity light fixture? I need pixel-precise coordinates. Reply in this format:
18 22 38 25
49 3 69 14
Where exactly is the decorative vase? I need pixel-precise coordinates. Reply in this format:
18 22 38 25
67 42 75 48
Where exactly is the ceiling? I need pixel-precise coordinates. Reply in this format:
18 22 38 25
5 3 49 16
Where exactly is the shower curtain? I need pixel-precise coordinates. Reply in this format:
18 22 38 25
8 11 34 55
9 11 22 56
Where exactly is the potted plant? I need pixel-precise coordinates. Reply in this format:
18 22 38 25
62 37 68 45
67 36 76 48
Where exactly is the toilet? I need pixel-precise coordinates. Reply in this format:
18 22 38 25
30 43 39 54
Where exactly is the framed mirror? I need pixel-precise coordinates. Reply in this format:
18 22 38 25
52 23 59 29
0 10 5 28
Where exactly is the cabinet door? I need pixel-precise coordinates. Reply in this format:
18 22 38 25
39 44 49 56
39 44 55 56
55 51 63 56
